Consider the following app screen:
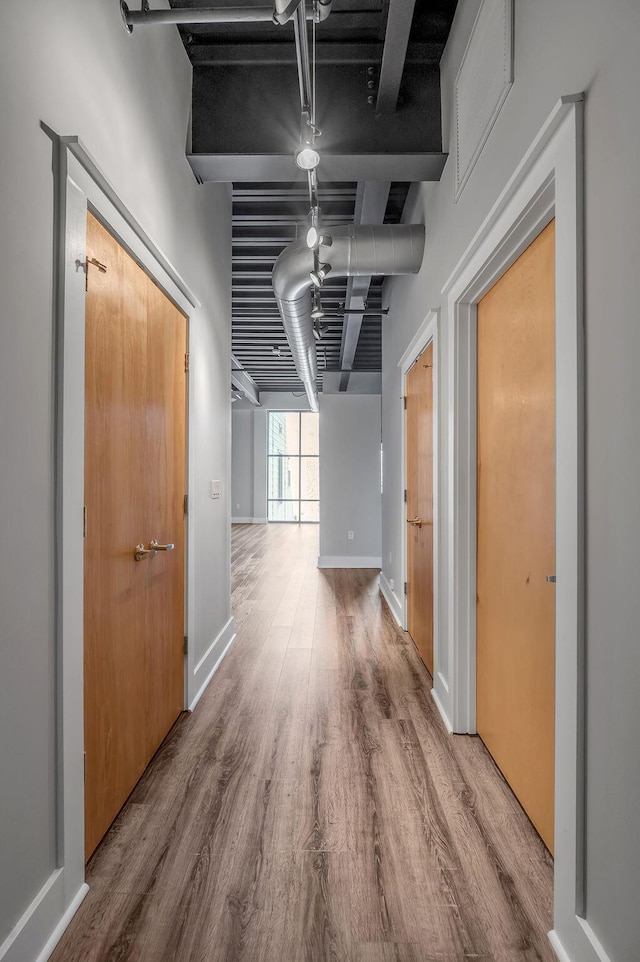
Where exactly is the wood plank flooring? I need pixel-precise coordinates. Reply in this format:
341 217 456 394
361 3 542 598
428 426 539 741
51 523 554 962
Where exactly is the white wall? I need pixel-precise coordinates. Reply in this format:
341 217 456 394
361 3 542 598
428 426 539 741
231 409 254 520
0 0 231 954
319 394 382 567
231 392 311 523
381 2 640 960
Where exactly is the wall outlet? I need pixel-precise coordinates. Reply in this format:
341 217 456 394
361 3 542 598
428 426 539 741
210 480 221 499
236 503 240 510
348 530 354 540
389 579 395 591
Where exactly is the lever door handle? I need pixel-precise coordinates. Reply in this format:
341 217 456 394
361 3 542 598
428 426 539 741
134 543 156 561
406 517 423 528
546 575 556 583
150 539 175 551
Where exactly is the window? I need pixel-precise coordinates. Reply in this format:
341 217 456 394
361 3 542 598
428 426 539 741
268 411 319 522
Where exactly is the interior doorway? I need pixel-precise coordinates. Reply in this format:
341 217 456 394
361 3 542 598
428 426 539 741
405 341 435 675
476 220 556 852
83 212 187 859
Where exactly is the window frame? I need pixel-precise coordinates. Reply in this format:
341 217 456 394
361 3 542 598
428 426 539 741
267 411 319 523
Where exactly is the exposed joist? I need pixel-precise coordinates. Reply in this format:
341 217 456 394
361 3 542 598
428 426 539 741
230 354 261 406
376 0 418 114
189 41 444 66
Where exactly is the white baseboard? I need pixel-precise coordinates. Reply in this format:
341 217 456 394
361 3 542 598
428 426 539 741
548 930 572 962
547 917 613 962
36 884 89 962
190 616 236 710
431 686 454 733
379 572 404 627
317 555 382 569
0 869 88 962
231 517 267 524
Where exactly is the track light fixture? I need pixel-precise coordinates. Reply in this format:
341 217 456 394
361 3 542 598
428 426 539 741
309 263 331 287
310 293 324 320
295 143 321 171
306 226 332 250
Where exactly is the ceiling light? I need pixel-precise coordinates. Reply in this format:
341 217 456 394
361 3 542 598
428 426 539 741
295 144 320 171
306 226 332 250
311 292 324 319
309 263 331 287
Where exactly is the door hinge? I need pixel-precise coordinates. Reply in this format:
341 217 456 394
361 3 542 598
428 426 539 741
83 751 87 783
85 256 107 291
184 494 189 516
83 505 88 538
184 352 190 373
404 581 408 596
184 636 188 655
403 489 407 503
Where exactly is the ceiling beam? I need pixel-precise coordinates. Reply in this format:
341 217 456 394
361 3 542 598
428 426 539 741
376 0 418 114
338 181 390 382
190 152 446 183
231 354 261 406
189 40 445 66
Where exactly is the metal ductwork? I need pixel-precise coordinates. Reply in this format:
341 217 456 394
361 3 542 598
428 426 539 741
272 224 425 412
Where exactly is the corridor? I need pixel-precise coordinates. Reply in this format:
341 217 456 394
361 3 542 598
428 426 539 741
52 524 554 961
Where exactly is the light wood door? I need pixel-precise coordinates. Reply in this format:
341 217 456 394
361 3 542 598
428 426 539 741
476 220 555 852
406 342 434 674
84 212 186 860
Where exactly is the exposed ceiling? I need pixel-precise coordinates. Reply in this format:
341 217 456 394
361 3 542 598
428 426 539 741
164 0 459 393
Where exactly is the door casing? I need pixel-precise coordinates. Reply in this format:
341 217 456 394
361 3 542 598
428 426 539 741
441 97 594 960
398 310 443 716
51 135 198 928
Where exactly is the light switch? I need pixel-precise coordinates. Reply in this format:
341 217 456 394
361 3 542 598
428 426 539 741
210 480 221 499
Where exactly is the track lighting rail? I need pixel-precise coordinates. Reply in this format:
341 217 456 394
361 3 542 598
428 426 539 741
120 0 324 30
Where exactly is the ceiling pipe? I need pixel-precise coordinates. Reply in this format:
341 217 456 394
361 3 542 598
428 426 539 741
272 224 425 411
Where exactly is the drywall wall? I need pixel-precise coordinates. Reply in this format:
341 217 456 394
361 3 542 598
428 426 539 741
319 394 382 566
0 0 231 955
231 409 254 520
231 392 311 523
381 1 640 959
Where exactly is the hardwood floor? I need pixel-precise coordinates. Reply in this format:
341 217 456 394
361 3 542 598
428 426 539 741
52 523 554 962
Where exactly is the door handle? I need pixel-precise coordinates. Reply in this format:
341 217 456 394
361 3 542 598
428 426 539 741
150 539 175 551
407 517 423 527
134 543 157 561
546 575 556 583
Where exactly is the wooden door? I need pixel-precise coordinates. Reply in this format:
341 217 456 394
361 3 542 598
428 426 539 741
476 220 555 852
406 342 434 674
84 212 186 860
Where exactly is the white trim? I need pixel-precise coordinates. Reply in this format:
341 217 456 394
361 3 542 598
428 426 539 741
430 687 453 734
251 517 268 524
317 556 382 569
190 617 236 711
36 884 89 962
44 128 204 959
379 572 403 628
231 516 254 524
442 95 587 958
548 931 572 962
0 871 88 962
398 309 440 665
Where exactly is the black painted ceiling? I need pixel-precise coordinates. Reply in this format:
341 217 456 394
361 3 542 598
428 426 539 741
170 0 458 392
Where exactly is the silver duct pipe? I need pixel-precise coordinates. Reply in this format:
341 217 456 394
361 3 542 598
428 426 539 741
273 224 425 412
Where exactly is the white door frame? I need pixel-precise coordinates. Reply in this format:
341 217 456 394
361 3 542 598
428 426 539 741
17 130 200 962
442 95 605 962
397 310 448 722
